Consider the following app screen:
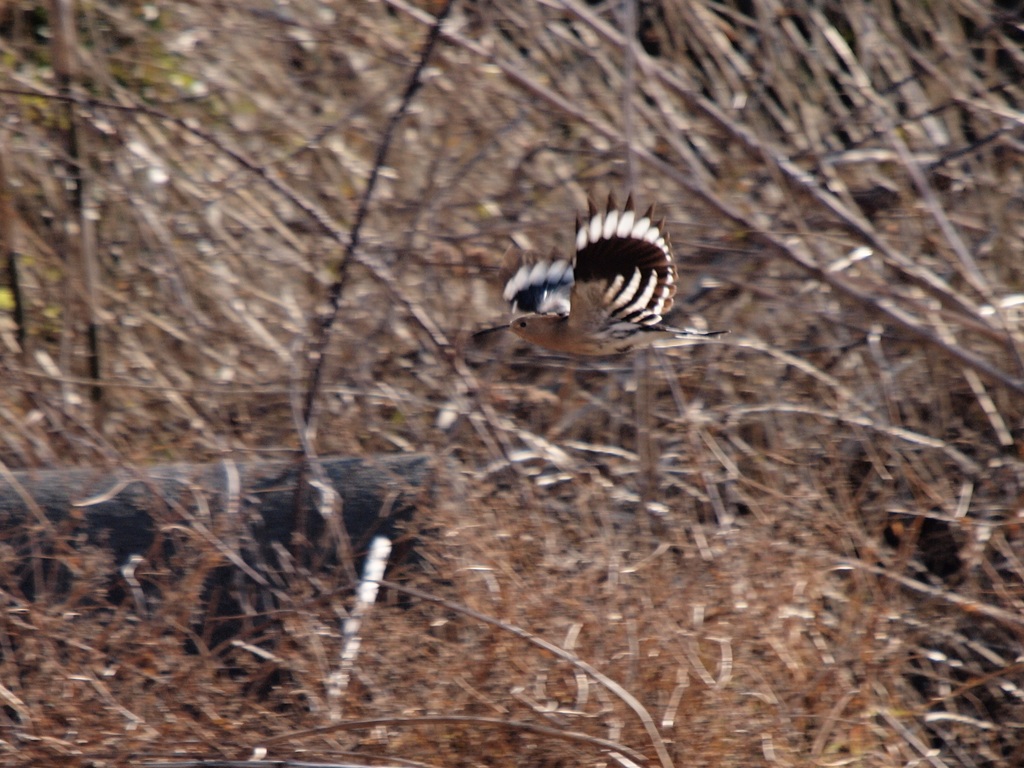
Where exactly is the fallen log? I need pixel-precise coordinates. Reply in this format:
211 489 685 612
0 454 429 606
2 453 426 550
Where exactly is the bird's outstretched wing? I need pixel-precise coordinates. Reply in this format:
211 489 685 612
502 252 573 316
567 194 676 333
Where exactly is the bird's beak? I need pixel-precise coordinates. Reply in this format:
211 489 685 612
472 324 508 340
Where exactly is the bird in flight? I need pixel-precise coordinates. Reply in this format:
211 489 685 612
495 194 724 355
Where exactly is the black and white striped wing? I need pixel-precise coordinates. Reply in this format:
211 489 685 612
503 257 574 316
570 194 676 327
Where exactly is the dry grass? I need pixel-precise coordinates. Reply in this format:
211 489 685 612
2 0 1023 765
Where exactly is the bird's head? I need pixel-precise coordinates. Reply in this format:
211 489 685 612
508 313 572 351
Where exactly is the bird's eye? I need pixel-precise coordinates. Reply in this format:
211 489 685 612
517 320 528 328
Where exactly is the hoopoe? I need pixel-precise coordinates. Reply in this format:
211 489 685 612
497 194 724 355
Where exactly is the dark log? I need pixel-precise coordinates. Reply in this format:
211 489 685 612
0 454 429 649
0 454 429 566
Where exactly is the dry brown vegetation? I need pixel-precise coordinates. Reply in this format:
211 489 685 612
2 0 1024 765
